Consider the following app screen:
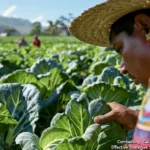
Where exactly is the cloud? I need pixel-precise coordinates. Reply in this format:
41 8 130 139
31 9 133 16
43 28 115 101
31 16 44 23
31 16 49 27
41 22 49 27
2 5 16 17
12 14 18 18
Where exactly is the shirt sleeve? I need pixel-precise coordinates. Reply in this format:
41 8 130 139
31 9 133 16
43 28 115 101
130 88 150 149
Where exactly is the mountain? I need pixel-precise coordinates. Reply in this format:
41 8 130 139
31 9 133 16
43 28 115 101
0 16 33 34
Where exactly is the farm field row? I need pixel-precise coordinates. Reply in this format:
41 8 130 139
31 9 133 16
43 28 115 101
0 36 144 150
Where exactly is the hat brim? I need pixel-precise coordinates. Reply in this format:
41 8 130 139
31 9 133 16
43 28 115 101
69 0 150 48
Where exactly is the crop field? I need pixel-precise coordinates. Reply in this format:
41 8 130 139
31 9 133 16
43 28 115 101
0 36 145 150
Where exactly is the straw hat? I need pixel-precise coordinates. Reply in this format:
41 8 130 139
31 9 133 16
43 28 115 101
69 0 150 48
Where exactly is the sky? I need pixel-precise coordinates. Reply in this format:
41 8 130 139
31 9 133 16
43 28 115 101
0 0 106 27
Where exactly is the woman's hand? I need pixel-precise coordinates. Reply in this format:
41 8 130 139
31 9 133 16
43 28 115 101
94 102 139 130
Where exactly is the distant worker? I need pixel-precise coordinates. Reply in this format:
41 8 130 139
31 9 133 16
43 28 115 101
18 36 27 47
32 35 41 47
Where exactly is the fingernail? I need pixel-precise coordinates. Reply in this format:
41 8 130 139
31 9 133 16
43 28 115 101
94 116 102 123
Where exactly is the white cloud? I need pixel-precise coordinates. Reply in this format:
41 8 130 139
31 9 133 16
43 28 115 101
41 22 49 27
2 5 16 17
31 16 44 23
12 14 18 18
31 16 49 27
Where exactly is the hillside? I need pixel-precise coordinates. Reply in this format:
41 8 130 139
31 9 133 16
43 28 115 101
0 16 33 34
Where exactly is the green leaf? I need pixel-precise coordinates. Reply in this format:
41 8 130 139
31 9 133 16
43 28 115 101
15 132 41 150
0 64 11 77
97 67 129 90
65 100 90 136
0 70 45 98
0 83 40 147
51 113 73 136
69 137 85 146
105 54 119 66
0 103 18 135
66 60 78 74
81 124 101 150
39 127 71 149
56 140 75 150
0 70 38 85
113 76 128 89
39 81 77 125
88 99 110 119
97 138 122 150
0 123 9 136
84 82 131 104
89 61 109 75
56 124 101 150
97 122 125 150
29 58 63 75
39 68 68 98
82 124 101 141
0 103 18 125
59 138 88 150
82 75 98 87
0 68 69 100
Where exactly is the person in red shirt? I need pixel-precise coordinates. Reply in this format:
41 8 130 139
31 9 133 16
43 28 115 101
32 35 41 47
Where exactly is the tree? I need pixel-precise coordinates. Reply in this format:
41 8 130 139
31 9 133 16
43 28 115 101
58 13 74 36
30 22 41 35
42 13 74 36
43 20 61 36
4 28 20 36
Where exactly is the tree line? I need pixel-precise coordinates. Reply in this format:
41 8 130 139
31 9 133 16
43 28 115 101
30 13 74 36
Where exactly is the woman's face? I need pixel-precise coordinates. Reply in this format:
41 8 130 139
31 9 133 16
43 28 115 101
112 29 150 87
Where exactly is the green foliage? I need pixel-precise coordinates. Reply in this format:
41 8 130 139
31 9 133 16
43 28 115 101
30 22 41 35
16 67 133 149
43 14 73 36
4 28 19 36
0 36 145 150
16 132 41 150
16 94 125 150
0 103 18 136
0 83 40 149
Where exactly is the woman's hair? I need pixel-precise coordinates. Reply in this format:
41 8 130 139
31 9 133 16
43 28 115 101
109 9 150 42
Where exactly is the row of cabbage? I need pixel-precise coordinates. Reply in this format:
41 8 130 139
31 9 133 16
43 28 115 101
0 37 145 150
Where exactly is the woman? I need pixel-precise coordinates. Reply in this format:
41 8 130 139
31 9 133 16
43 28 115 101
69 0 150 148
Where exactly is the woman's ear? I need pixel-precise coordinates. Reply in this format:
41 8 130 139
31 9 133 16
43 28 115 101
134 13 150 31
